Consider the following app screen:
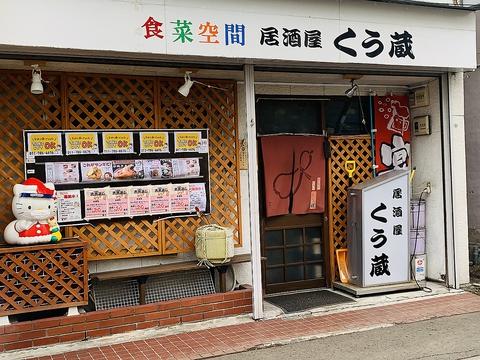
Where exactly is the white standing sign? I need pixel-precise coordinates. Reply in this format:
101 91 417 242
362 173 409 286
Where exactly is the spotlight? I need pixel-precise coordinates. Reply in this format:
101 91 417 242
178 71 195 97
345 80 359 98
178 71 228 97
31 65 44 95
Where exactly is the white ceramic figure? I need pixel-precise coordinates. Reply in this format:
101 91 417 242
3 178 61 245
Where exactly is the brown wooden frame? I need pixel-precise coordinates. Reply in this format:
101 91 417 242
0 70 242 261
0 239 88 316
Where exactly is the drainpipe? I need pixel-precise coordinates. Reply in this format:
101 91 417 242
244 64 264 319
442 71 470 289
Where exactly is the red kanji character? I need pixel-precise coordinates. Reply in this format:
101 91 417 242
142 17 164 39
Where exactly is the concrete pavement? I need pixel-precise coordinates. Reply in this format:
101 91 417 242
215 311 480 360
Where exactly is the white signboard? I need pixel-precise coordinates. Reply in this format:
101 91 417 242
0 0 475 69
362 173 409 286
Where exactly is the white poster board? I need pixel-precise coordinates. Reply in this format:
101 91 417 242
361 172 409 286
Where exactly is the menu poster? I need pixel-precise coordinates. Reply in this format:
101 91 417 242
140 132 169 154
81 161 113 182
198 139 209 153
107 187 129 218
189 183 207 212
65 132 99 155
174 131 201 153
172 158 200 178
129 186 150 216
102 132 134 154
27 132 62 157
84 188 108 220
143 159 162 179
45 162 80 184
170 184 190 213
112 160 144 180
56 190 82 223
160 159 173 179
150 185 171 214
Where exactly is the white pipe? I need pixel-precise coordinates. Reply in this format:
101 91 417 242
244 64 264 319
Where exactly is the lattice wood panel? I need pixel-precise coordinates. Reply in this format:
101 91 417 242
65 74 161 260
0 240 88 316
0 71 241 260
328 135 373 281
0 72 62 234
158 79 241 253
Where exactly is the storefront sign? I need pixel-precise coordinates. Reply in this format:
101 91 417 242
0 1 475 69
140 132 169 154
102 132 134 154
27 133 62 157
174 132 201 153
374 96 411 175
362 172 409 286
65 132 99 155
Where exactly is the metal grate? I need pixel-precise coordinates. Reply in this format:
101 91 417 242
145 269 215 303
92 279 139 310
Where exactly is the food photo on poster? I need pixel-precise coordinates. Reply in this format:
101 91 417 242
45 162 80 184
112 160 144 180
81 161 114 182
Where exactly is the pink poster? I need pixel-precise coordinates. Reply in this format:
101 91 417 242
84 188 108 220
170 184 190 213
107 187 129 218
150 185 171 214
129 187 150 216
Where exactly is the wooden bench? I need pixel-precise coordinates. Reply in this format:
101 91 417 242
91 254 252 305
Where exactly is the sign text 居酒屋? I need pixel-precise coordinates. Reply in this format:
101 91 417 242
142 17 416 62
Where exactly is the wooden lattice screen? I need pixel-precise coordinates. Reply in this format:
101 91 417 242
158 79 241 254
328 135 373 281
65 74 161 260
0 71 241 260
0 240 88 316
0 72 62 233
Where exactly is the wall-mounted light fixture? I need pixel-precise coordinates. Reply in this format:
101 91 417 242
345 80 359 98
178 71 228 97
31 64 45 95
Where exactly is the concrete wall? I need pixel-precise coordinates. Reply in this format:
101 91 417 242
465 69 480 245
411 79 446 281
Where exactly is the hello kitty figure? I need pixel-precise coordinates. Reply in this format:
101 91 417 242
3 178 61 245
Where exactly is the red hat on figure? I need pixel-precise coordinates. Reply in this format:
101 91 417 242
21 178 55 197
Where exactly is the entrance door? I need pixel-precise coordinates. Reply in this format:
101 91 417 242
256 98 327 294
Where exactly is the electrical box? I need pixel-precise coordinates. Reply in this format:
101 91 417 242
347 170 410 287
411 254 426 283
413 115 430 136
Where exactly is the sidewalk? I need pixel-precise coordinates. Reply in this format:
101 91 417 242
10 288 478 360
